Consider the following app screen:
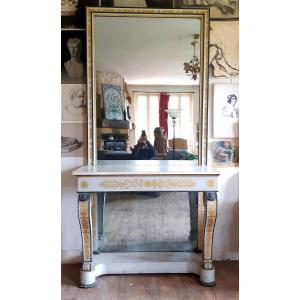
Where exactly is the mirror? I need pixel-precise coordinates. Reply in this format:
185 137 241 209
86 7 210 165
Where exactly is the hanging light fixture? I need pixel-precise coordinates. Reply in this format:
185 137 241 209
183 34 201 81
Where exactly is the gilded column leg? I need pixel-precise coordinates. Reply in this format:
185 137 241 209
200 192 217 286
91 193 99 254
195 192 205 252
78 193 96 288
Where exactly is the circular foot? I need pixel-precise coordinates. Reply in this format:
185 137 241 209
80 282 97 289
80 269 96 288
199 280 216 287
200 267 215 287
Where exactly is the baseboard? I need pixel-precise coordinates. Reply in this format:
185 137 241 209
214 246 239 261
62 249 82 264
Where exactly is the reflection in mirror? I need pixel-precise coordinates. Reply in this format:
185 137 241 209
97 192 198 252
94 16 201 161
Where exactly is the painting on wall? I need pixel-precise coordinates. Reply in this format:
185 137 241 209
209 21 239 78
213 83 239 138
61 30 86 84
61 123 87 157
62 84 87 122
211 139 239 166
177 0 239 19
102 84 124 120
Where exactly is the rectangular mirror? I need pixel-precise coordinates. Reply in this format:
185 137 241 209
86 7 210 165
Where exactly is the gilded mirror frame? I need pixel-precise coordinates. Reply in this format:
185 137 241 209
86 7 210 166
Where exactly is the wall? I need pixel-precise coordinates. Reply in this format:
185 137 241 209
208 77 239 260
61 19 239 263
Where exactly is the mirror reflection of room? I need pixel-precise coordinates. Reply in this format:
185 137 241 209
95 17 201 161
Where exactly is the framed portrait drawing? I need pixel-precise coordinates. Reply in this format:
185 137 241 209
213 83 239 138
61 84 87 122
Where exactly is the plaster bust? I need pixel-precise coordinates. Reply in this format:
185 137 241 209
64 38 84 79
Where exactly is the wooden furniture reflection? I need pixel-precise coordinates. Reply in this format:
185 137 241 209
168 138 188 150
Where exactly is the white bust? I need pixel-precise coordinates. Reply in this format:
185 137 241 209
64 38 84 79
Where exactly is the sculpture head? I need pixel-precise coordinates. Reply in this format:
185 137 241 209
67 38 82 58
69 87 85 108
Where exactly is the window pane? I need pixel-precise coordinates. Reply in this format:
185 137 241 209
135 95 147 143
169 95 178 109
149 95 159 144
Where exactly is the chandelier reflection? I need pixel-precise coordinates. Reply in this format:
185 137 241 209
183 34 200 81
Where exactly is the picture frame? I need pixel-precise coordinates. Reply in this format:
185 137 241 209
102 84 125 121
61 123 87 157
61 84 87 123
211 139 239 167
61 30 86 84
174 0 239 20
213 83 239 138
209 21 239 78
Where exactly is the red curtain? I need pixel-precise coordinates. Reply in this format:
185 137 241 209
159 93 169 138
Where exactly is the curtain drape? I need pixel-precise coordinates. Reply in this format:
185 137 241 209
159 93 169 138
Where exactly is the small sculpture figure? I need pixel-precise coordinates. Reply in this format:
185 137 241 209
154 127 168 154
61 0 78 16
64 38 84 79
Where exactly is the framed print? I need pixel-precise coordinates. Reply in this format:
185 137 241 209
61 84 87 122
211 139 239 167
102 84 124 120
175 0 239 20
210 21 239 78
61 123 87 157
213 83 239 138
61 30 86 84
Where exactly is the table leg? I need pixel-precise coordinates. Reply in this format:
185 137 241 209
78 192 96 288
200 191 217 286
91 193 99 254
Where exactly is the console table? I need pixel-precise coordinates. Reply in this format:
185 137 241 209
73 160 220 288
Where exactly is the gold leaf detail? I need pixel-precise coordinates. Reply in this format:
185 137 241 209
99 179 196 189
81 181 89 188
206 180 215 188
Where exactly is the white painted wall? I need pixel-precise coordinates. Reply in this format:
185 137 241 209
208 77 239 260
61 157 86 259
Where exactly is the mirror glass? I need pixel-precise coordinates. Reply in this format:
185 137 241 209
94 16 201 161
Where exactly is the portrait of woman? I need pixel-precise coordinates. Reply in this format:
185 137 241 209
222 94 239 119
213 83 239 138
61 84 86 122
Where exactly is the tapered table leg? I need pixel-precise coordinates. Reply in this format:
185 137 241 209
200 191 217 286
78 192 96 288
196 192 205 252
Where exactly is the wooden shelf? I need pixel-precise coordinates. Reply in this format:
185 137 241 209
97 128 133 135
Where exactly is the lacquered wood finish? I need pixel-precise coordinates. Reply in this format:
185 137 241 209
74 161 219 287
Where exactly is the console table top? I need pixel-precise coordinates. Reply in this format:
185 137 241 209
73 160 220 176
